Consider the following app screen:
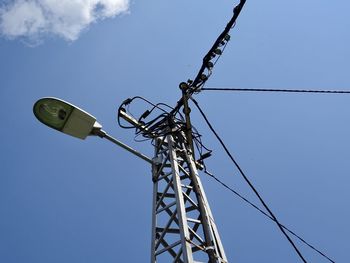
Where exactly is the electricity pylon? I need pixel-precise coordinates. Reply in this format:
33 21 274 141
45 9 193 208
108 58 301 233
118 1 247 259
119 93 227 263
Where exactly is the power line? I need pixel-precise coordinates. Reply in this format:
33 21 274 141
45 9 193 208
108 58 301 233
162 0 247 121
201 87 350 94
191 97 309 263
203 169 335 263
189 0 246 93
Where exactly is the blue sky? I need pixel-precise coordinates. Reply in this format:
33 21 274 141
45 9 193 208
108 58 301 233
1 0 349 262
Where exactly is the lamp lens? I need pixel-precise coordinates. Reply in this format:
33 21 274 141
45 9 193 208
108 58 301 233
58 109 67 120
34 99 73 130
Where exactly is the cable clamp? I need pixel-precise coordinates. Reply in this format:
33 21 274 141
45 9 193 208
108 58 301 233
204 246 215 252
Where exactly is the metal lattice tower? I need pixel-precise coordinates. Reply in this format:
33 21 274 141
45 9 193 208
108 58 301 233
150 127 227 262
117 3 247 261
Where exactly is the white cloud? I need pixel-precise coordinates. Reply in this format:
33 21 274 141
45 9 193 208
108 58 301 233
0 0 129 42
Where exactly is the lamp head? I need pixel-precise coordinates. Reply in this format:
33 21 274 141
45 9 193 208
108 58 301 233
33 97 102 139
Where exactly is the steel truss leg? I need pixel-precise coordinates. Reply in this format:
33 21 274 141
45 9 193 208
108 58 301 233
150 133 227 263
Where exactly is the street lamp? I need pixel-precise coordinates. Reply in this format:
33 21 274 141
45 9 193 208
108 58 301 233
33 97 152 164
33 97 102 139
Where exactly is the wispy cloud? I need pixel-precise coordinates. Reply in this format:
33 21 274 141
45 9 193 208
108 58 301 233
0 0 129 42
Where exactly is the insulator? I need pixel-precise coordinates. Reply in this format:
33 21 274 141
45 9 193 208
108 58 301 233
199 151 212 160
200 74 208 81
140 110 151 120
179 82 189 90
206 61 214 69
214 49 222 55
224 34 231 41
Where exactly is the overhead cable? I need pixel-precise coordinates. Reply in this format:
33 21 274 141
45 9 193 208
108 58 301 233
189 0 246 93
191 97 308 263
202 87 350 94
203 169 335 263
167 0 247 118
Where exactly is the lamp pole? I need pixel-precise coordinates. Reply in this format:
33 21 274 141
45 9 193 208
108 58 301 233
93 129 153 164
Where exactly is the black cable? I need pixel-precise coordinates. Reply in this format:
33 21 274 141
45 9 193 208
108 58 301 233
159 0 247 122
203 169 335 263
191 97 308 263
117 96 187 140
190 0 247 92
202 87 350 94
